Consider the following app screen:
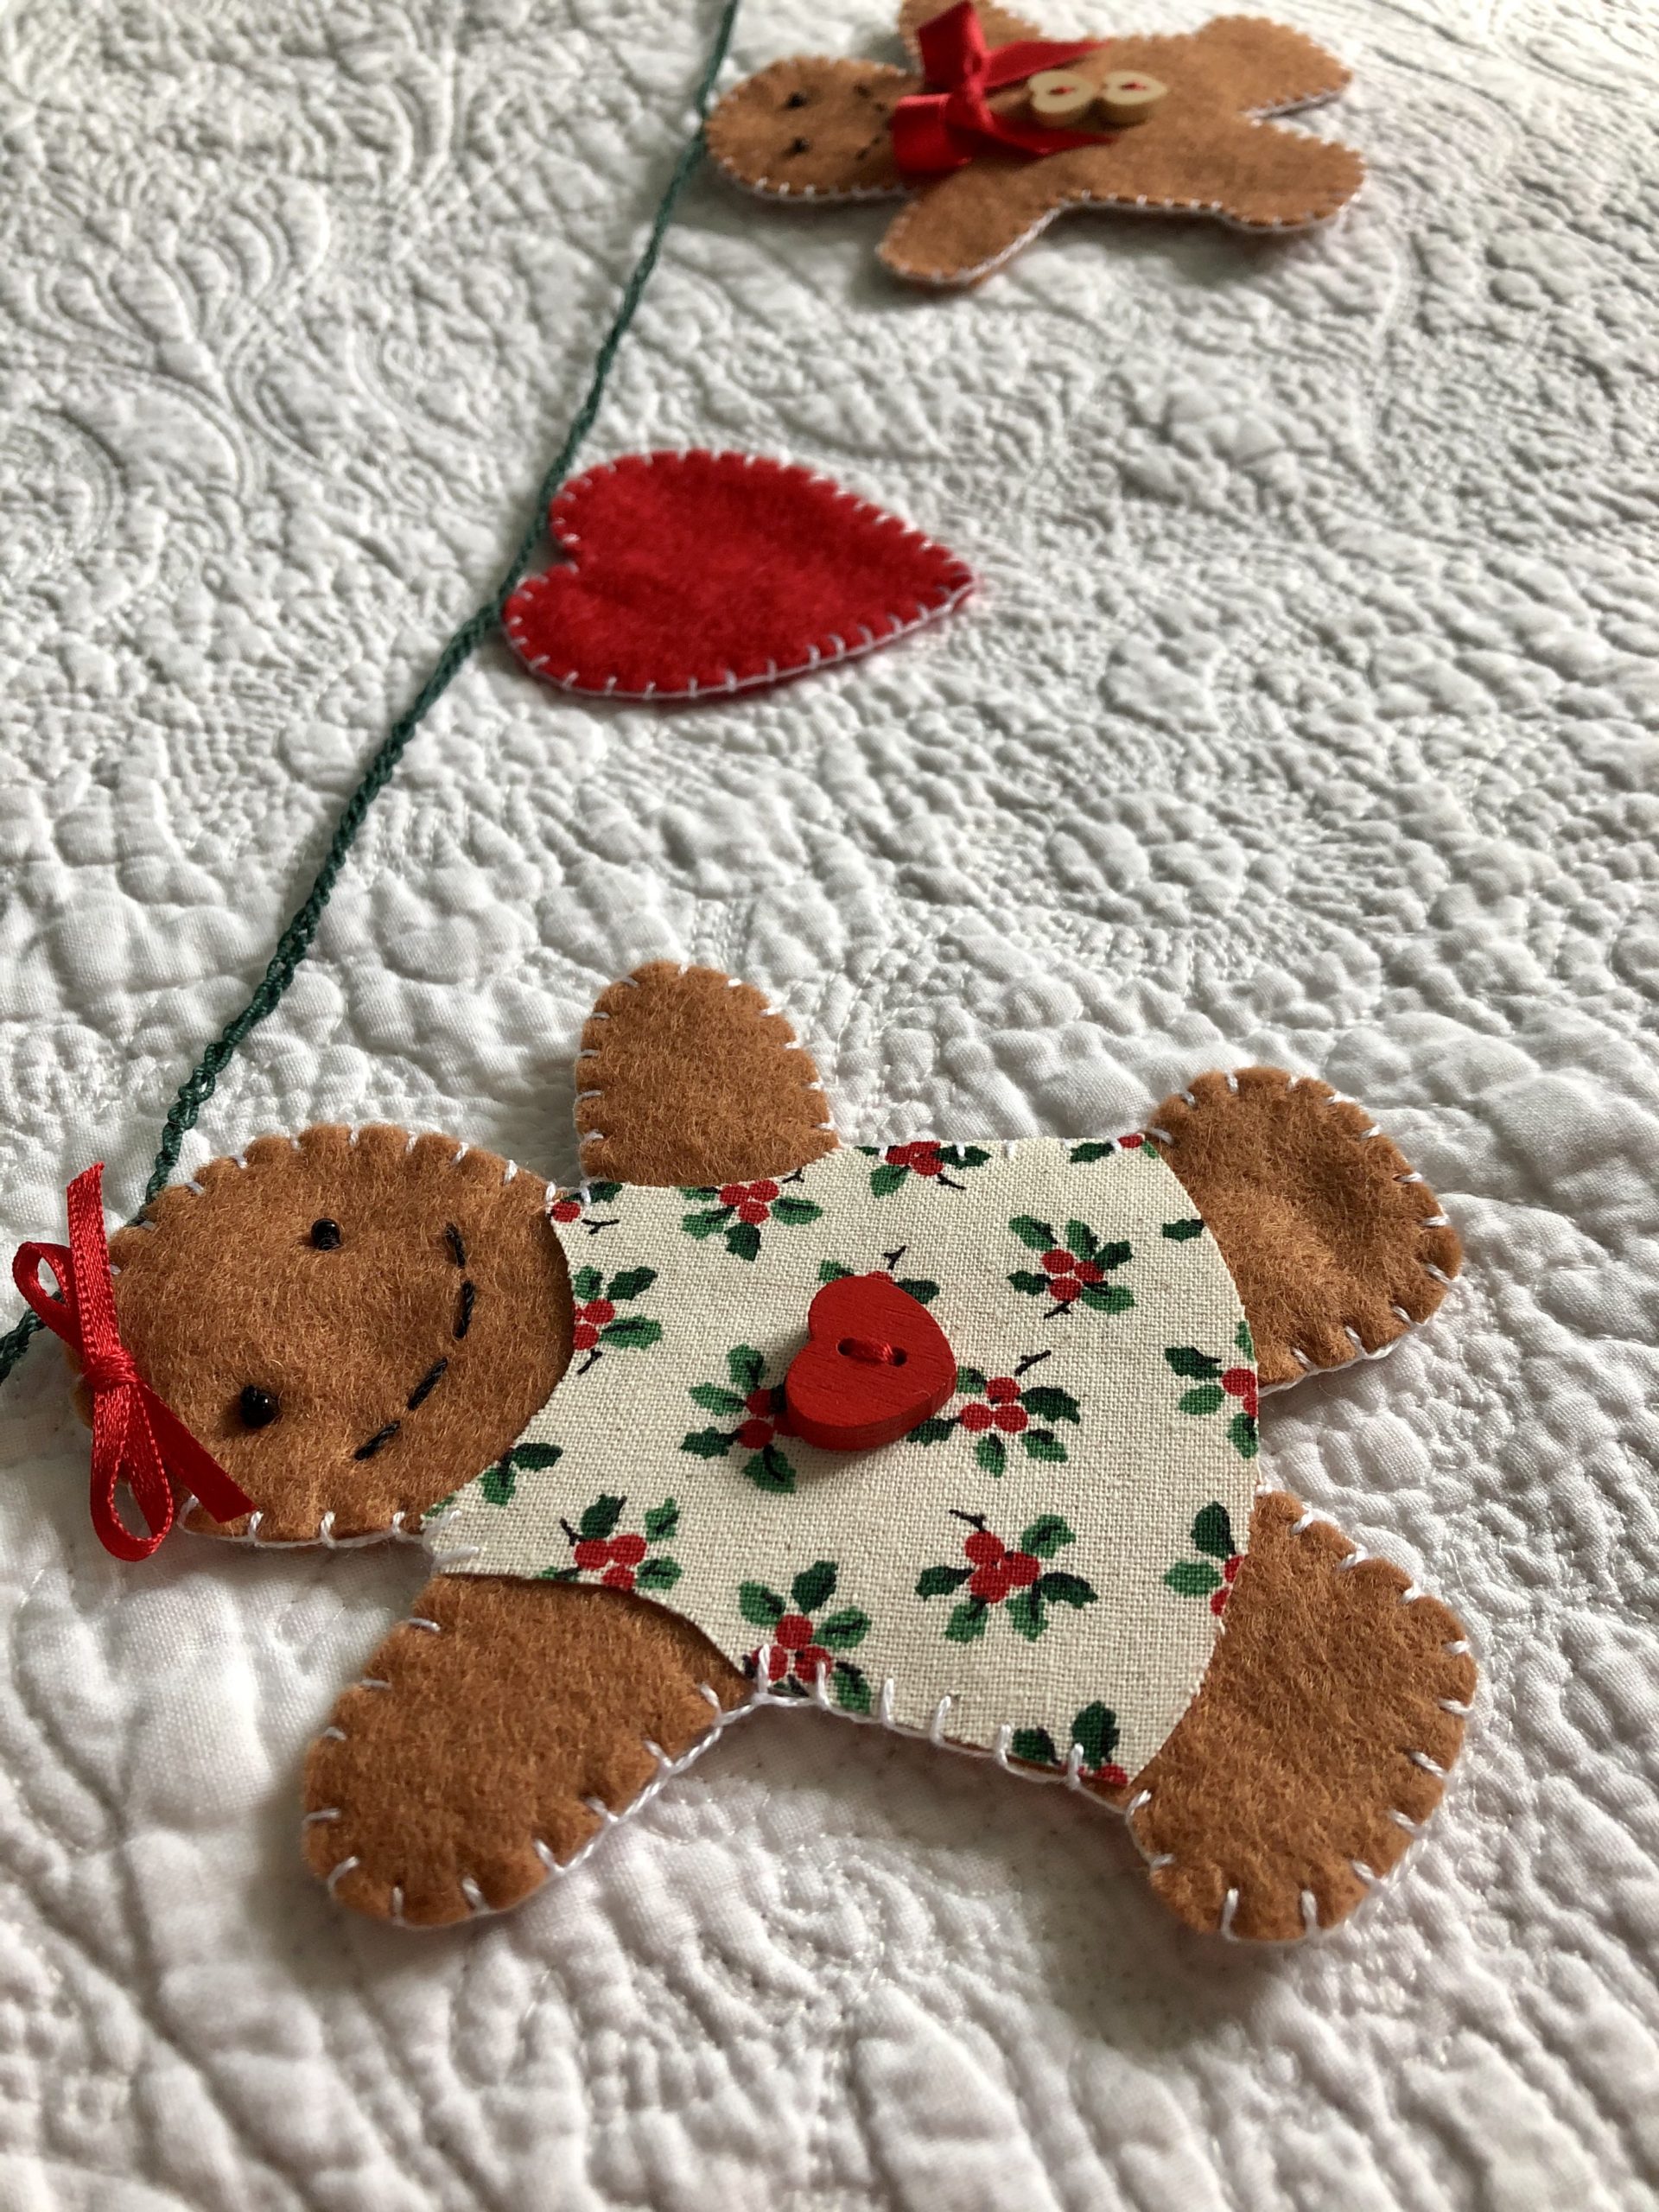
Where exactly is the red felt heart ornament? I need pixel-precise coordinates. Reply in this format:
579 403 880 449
504 450 973 701
785 1273 957 1452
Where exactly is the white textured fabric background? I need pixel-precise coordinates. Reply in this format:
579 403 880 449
1 0 1656 2205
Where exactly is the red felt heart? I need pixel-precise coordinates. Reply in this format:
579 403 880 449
785 1273 957 1452
504 450 973 701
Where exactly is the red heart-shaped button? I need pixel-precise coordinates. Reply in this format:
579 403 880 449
504 450 972 700
785 1273 957 1452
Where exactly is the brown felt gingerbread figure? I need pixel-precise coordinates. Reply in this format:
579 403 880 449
706 2 1364 287
91 963 1474 1944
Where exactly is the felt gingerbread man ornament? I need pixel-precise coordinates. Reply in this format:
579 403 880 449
38 963 1475 1944
707 1 1364 287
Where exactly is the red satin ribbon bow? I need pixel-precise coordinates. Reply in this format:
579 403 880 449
891 0 1106 177
13 1163 255 1561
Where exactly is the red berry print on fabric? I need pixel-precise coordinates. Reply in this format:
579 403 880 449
1067 1133 1153 1165
547 1180 622 1234
1164 1503 1243 1612
543 1494 682 1593
1165 1320 1258 1458
681 1344 798 1492
909 1351 1080 1474
568 1262 663 1373
858 1141 992 1197
737 1560 874 1712
916 1510 1097 1644
1007 1214 1134 1319
817 1250 939 1306
680 1171 822 1261
1010 1701 1128 1790
478 1438 563 1507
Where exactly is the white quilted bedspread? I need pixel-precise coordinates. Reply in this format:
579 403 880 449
2 0 1656 2205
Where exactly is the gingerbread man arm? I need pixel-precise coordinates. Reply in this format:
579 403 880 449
1149 1066 1460 1389
1126 1491 1476 1941
575 962 838 1186
1190 13 1352 113
303 1576 749 1924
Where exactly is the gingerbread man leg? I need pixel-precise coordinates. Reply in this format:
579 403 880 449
1096 113 1363 232
880 162 1079 286
303 1575 750 1924
1127 1493 1475 1941
1130 1067 1472 1938
302 964 841 1921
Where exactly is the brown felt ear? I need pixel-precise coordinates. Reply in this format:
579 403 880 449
575 963 838 1187
705 57 912 200
1149 1070 1461 1389
896 0 1047 60
106 1128 573 1545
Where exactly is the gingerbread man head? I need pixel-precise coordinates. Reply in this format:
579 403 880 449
707 2 1364 286
85 963 1471 1943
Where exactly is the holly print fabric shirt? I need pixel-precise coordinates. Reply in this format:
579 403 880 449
432 1137 1260 1785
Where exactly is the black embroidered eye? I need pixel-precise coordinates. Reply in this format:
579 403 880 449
787 137 810 154
309 1218 342 1249
239 1385 280 1429
785 89 809 108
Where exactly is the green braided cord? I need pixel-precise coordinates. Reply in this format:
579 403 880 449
0 0 741 1392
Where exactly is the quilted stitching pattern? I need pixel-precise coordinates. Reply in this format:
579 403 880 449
1 0 1656 2203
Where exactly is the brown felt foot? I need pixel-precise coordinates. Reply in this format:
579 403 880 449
1127 1492 1476 1942
302 1575 749 1925
1151 1066 1462 1388
576 963 838 1189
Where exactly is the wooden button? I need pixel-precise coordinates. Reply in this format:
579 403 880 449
1027 69 1096 123
784 1273 957 1452
1096 70 1166 125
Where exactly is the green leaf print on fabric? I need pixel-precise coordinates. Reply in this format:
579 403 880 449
739 1582 785 1627
1020 1514 1075 1558
1165 1503 1243 1615
678 1173 823 1261
916 1563 972 1599
1165 1342 1258 1458
741 1562 874 1711
1007 1217 1134 1321
1161 1218 1205 1242
908 1351 1081 1471
577 1496 624 1541
569 1264 663 1374
1192 1503 1235 1560
818 1256 940 1306
1067 1134 1151 1166
478 1436 565 1507
1010 1701 1128 1788
680 1348 798 1491
540 1492 680 1593
791 1560 836 1613
860 1142 993 1196
1165 1560 1224 1598
918 1510 1097 1646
